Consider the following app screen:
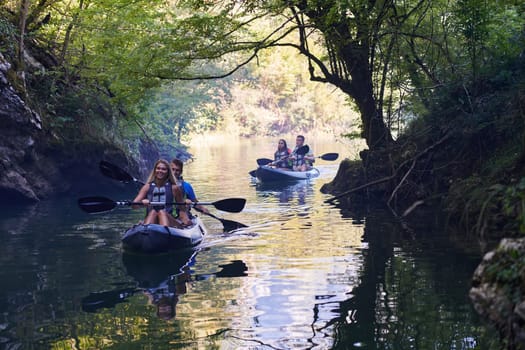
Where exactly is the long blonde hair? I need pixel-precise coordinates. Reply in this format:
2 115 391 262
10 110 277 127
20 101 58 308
145 159 176 185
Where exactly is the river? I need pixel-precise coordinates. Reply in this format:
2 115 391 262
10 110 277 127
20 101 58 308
0 136 500 349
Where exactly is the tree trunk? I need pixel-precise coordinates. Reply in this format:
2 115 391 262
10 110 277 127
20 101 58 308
16 0 30 95
349 68 392 150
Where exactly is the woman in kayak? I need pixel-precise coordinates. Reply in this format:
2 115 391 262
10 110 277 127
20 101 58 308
273 139 292 168
132 159 191 227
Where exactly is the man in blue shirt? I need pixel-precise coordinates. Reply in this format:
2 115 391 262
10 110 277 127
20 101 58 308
170 158 210 215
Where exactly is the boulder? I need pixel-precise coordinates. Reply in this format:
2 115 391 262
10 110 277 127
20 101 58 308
470 237 525 349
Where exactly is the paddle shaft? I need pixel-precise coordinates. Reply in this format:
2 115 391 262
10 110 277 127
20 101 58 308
124 201 208 206
274 152 338 165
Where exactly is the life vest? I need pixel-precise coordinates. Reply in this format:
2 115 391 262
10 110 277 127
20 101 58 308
146 181 174 213
291 147 306 167
274 148 290 167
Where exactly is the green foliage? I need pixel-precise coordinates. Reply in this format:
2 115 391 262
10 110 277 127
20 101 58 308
22 66 126 152
450 0 525 80
216 44 358 137
136 79 222 157
500 179 525 235
484 245 525 303
3 0 525 184
0 16 16 56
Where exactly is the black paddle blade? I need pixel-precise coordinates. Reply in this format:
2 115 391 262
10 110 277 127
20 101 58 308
195 207 248 231
78 196 117 213
320 153 339 161
99 161 136 183
296 145 309 155
256 158 273 166
212 198 246 213
82 287 136 313
221 219 248 231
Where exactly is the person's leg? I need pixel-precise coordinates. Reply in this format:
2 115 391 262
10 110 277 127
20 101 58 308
178 210 191 226
166 212 191 228
143 210 159 224
157 211 170 226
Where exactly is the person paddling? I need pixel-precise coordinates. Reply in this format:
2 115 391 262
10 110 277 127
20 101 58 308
273 139 292 169
289 135 315 171
131 159 191 227
170 158 210 215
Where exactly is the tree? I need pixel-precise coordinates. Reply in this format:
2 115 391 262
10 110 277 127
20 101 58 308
162 0 401 149
4 0 524 150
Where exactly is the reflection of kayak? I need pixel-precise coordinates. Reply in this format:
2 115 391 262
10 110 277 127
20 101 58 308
122 249 197 287
255 166 320 182
255 180 310 192
81 250 197 313
122 216 207 254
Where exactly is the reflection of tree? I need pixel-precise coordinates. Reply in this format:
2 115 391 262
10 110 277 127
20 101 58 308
313 210 395 347
321 209 498 348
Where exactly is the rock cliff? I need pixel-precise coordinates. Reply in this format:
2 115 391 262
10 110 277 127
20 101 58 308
0 53 136 202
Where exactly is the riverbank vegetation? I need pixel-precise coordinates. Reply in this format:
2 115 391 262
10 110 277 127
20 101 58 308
1 0 524 346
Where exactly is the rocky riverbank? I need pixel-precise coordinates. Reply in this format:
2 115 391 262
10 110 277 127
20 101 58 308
0 52 136 203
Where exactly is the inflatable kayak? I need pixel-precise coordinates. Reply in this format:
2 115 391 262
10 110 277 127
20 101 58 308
122 216 208 254
255 165 320 182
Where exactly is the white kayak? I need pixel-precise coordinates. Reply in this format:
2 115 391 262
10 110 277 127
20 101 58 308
255 165 320 182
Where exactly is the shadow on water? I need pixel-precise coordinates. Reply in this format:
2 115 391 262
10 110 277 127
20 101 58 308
81 248 248 321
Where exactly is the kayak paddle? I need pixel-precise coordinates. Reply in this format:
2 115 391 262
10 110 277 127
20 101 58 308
82 287 138 313
194 207 247 231
99 160 143 184
256 158 274 166
256 145 310 166
98 161 248 230
78 196 246 214
252 151 339 172
315 152 339 161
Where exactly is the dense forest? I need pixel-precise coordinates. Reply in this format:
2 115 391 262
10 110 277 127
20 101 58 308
1 0 524 347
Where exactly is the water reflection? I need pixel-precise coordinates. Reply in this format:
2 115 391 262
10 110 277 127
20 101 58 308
253 180 314 205
80 249 196 320
81 249 249 321
329 208 496 349
0 138 500 349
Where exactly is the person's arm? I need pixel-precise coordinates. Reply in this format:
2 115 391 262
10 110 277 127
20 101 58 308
306 151 315 163
131 184 150 209
186 183 209 214
194 202 209 214
173 185 191 225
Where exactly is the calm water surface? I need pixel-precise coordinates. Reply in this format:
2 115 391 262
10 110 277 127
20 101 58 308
0 137 499 349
